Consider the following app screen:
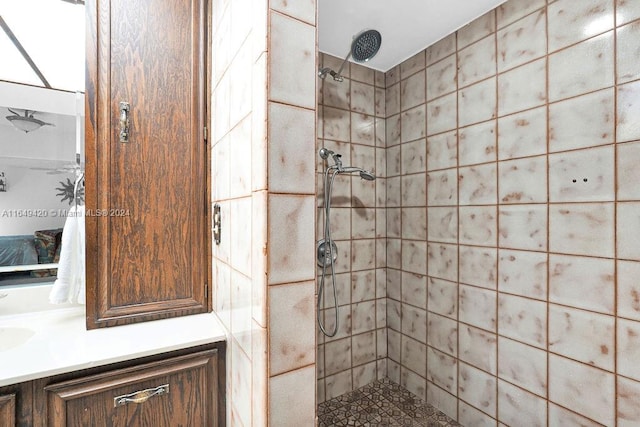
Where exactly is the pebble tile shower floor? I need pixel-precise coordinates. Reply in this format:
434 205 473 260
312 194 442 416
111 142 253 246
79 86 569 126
317 378 462 427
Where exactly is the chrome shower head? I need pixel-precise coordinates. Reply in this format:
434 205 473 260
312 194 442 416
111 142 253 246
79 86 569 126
318 29 382 82
359 170 376 181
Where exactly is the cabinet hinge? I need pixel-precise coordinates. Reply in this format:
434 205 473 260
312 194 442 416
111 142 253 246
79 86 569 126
204 126 208 143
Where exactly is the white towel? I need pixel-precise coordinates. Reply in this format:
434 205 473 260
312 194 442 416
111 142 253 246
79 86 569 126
49 205 85 305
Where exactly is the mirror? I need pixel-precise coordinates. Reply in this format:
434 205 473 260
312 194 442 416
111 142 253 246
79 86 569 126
0 0 85 288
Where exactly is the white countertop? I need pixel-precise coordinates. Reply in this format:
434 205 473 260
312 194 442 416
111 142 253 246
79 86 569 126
0 285 227 387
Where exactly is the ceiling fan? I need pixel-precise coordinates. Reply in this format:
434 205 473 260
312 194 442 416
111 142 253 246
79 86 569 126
5 108 55 133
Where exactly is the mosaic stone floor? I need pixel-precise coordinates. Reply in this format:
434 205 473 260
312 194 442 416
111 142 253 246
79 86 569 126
317 378 463 427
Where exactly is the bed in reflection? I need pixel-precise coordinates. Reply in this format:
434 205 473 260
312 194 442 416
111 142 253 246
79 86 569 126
0 229 63 283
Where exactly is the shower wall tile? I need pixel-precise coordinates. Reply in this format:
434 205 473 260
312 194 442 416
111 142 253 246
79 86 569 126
617 20 640 85
549 403 602 427
458 401 496 427
498 249 547 300
426 93 457 136
426 55 457 100
458 362 497 417
498 204 547 251
498 294 547 348
269 281 316 375
426 33 456 65
401 139 427 174
402 304 427 343
351 81 376 115
497 106 547 160
427 347 458 393
401 70 426 110
427 277 458 319
459 206 497 246
618 260 640 321
427 170 457 206
268 102 316 194
401 207 427 240
458 120 497 166
618 141 640 200
549 354 615 426
498 337 547 397
458 35 496 88
618 318 640 381
427 131 458 170
351 62 375 85
548 146 615 202
458 324 497 374
498 156 547 203
427 312 458 356
549 203 615 257
459 285 497 331
617 0 640 25
498 58 546 116
350 112 375 145
268 11 315 109
548 31 614 102
497 9 546 72
617 80 640 143
458 163 497 205
496 0 545 28
427 243 458 282
427 208 458 243
548 304 614 371
458 77 497 127
617 376 640 426
498 380 547 427
386 83 400 117
547 0 613 52
400 51 426 79
401 271 428 308
548 88 614 152
459 245 497 289
400 105 426 142
549 254 615 314
380 0 635 423
458 10 496 49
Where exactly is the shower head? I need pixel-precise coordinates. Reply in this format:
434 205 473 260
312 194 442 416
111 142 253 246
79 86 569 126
350 29 382 63
359 170 376 181
318 29 383 82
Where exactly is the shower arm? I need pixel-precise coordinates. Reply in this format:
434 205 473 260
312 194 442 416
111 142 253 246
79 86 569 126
333 51 353 80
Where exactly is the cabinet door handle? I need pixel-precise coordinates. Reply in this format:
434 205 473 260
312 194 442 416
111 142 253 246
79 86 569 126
119 101 130 143
113 384 169 407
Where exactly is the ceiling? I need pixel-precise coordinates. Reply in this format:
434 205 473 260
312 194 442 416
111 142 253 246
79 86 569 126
0 0 84 92
318 0 508 72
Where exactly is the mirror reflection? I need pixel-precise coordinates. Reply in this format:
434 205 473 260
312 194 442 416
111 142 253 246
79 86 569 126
0 0 85 288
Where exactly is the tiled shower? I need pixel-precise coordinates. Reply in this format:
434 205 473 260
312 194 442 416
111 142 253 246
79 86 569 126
316 0 640 425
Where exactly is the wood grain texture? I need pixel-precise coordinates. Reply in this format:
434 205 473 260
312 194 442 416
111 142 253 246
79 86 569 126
86 0 209 328
45 349 219 427
0 393 16 426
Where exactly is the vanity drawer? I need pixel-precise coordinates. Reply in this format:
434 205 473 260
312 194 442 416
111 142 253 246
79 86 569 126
0 393 16 426
45 349 219 427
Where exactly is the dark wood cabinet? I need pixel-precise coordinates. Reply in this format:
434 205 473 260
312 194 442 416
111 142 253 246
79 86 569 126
46 350 219 427
0 393 16 426
85 0 211 328
0 344 225 427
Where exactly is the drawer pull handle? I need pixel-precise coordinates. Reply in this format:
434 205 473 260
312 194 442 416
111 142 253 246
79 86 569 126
114 384 169 407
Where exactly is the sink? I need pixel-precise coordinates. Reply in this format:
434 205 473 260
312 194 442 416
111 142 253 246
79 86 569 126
0 327 35 351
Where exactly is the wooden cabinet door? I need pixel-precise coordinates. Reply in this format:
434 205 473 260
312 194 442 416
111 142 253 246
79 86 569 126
0 394 16 426
45 350 219 427
85 0 210 328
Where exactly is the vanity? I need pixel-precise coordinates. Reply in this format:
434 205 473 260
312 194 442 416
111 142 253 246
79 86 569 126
0 285 226 426
0 1 219 425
